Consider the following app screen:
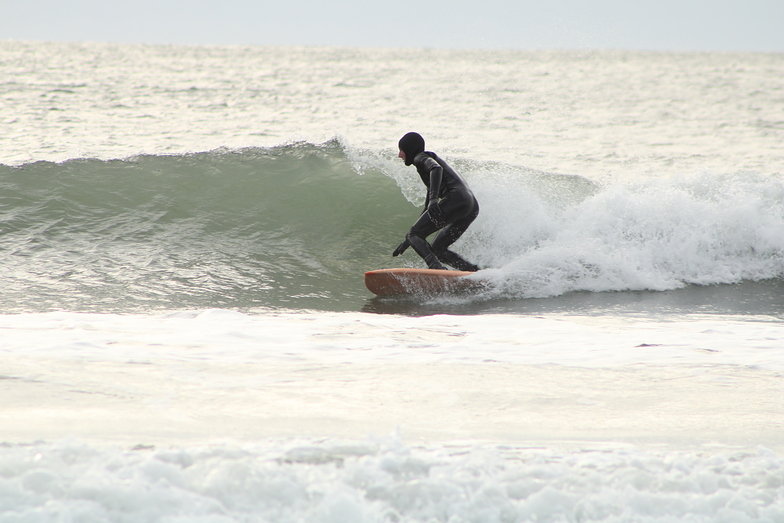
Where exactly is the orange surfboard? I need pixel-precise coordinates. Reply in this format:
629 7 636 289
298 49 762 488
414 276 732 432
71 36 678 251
364 268 481 296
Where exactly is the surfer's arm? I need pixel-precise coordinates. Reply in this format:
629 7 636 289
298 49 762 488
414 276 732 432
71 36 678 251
421 157 443 221
425 158 443 203
427 169 445 223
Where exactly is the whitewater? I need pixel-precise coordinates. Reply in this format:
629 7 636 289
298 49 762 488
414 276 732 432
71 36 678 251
1 41 784 522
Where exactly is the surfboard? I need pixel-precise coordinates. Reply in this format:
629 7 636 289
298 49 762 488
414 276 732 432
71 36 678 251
364 268 481 296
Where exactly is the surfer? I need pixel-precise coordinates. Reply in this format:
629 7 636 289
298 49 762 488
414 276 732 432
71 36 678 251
393 132 480 272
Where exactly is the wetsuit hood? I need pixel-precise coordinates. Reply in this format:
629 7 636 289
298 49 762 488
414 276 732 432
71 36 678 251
398 132 425 166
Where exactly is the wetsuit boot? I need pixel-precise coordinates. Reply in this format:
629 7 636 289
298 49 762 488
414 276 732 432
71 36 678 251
434 248 479 272
424 254 447 271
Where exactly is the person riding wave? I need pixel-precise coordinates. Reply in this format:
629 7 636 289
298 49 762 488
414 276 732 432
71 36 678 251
393 132 480 272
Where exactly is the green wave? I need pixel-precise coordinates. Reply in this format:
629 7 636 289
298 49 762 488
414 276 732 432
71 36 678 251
0 142 413 312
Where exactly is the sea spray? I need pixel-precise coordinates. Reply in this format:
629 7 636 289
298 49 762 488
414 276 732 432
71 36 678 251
469 169 784 300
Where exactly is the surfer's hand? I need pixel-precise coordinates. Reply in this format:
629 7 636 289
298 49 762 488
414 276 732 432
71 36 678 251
393 240 409 257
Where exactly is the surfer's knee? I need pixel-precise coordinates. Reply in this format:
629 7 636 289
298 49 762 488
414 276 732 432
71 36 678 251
406 230 424 242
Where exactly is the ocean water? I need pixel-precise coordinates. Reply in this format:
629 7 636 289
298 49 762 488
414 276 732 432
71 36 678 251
1 40 784 521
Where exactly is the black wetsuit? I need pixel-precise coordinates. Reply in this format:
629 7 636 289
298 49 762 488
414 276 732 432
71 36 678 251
397 151 479 271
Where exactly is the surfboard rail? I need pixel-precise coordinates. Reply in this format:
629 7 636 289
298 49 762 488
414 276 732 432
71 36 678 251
364 268 480 296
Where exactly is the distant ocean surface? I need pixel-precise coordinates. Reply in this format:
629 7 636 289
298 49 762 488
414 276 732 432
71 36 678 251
1 41 783 522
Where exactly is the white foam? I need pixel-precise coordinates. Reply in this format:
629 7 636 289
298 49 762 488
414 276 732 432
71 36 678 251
0 437 781 523
464 170 784 297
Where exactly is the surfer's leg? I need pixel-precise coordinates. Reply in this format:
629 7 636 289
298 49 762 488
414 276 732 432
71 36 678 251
407 235 446 270
406 214 446 270
431 208 480 272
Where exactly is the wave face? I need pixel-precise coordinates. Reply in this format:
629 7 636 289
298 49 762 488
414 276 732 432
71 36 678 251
0 142 410 312
1 141 783 313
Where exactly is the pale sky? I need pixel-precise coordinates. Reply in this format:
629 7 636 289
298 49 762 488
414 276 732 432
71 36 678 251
3 0 783 52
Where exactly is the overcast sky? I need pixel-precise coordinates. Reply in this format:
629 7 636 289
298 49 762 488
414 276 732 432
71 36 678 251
3 0 783 52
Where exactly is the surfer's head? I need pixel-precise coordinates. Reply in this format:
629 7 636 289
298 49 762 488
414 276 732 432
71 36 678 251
398 132 425 166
